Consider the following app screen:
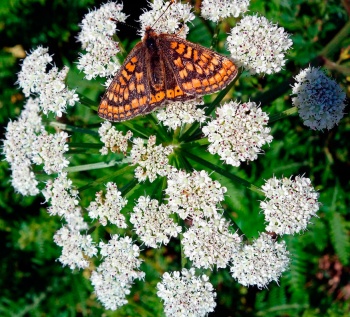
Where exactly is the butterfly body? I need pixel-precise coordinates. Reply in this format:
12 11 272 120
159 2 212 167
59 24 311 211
98 27 238 122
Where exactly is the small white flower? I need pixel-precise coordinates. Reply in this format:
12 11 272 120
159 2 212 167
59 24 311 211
139 0 195 37
165 168 226 220
260 175 320 235
3 98 43 196
227 15 293 75
77 2 127 79
156 99 206 130
54 225 97 270
98 121 133 155
130 135 173 183
17 47 79 116
202 101 273 166
201 0 250 22
182 215 242 269
130 196 181 248
87 182 127 227
291 67 346 130
31 130 69 174
157 268 216 317
91 235 145 310
230 233 290 288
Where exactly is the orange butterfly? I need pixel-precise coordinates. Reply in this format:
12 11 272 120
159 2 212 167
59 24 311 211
98 26 238 122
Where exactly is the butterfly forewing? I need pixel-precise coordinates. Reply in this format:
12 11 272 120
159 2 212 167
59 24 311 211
98 43 151 122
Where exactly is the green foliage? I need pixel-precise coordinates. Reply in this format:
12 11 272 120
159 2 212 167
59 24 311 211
1 0 350 316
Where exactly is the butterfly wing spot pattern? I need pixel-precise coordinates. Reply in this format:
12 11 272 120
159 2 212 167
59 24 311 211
98 26 238 122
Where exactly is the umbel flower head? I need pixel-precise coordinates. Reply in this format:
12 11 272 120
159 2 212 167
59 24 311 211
202 101 273 167
138 0 195 37
260 175 320 235
227 15 293 75
157 268 216 317
17 47 79 117
77 2 127 79
291 66 346 130
201 0 250 22
230 233 290 288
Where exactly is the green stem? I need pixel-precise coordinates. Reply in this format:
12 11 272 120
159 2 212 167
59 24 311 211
269 106 298 123
64 159 130 173
78 164 135 192
182 149 263 194
181 138 210 148
48 122 99 136
210 23 220 50
69 142 102 149
78 94 97 111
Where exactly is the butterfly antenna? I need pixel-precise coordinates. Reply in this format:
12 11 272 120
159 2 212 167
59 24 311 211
109 18 138 31
150 0 175 29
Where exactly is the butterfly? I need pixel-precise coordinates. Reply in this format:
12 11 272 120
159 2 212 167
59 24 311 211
98 26 238 122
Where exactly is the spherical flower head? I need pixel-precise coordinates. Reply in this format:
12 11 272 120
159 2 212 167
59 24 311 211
138 0 195 38
201 0 250 23
291 67 346 130
157 99 206 130
260 175 320 235
87 182 127 227
157 268 216 317
31 130 70 174
3 98 43 196
130 135 173 183
230 233 290 288
54 225 97 270
165 168 226 220
227 15 293 75
182 214 242 269
91 235 145 310
98 121 133 155
202 101 272 167
77 2 127 79
130 196 182 248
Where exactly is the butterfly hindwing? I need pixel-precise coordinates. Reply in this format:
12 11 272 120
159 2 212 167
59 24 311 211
159 34 238 96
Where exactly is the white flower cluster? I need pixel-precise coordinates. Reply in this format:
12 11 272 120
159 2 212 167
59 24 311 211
130 196 181 248
182 215 242 269
91 235 145 311
260 176 320 235
203 101 272 166
54 224 97 270
98 121 133 155
139 0 195 37
130 135 173 182
157 268 216 317
87 182 127 227
43 172 80 218
227 15 293 75
3 98 43 195
77 2 127 79
230 233 290 288
165 169 226 220
157 99 206 130
17 47 79 116
291 67 346 130
31 130 69 174
201 0 250 22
